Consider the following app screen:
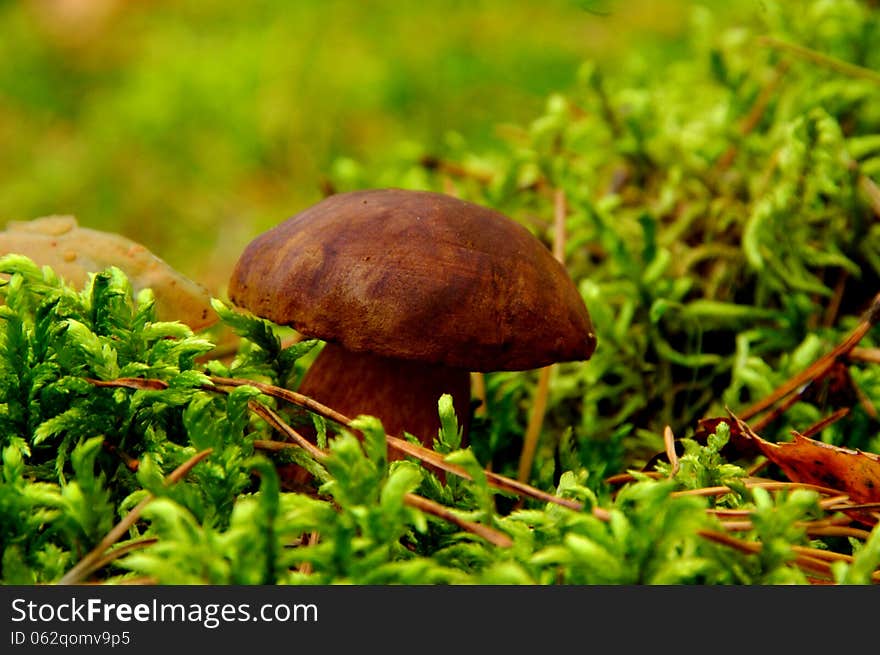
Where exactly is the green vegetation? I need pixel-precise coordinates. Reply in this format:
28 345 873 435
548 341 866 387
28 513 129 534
2 0 880 585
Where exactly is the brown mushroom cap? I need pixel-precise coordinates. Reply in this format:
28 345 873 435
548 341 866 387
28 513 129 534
228 188 596 371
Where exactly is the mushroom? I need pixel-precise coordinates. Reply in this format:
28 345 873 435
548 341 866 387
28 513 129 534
0 215 217 330
228 188 596 449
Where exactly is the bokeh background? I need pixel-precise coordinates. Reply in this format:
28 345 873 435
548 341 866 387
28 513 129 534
0 0 744 295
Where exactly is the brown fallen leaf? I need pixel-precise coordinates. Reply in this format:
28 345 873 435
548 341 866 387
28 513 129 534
728 411 880 524
0 215 217 330
752 433 880 503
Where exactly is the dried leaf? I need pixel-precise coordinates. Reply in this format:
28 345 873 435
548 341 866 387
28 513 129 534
726 412 880 525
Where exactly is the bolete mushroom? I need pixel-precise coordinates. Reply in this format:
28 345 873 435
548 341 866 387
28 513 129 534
228 188 596 449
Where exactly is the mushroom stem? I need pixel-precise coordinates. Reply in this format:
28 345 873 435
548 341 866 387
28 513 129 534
298 342 472 451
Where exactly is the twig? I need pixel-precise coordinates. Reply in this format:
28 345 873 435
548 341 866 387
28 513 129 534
471 372 488 417
698 529 851 582
805 526 874 540
759 36 880 84
87 538 158 575
86 377 878 578
518 187 567 482
102 440 139 472
672 485 737 498
673 478 849 499
250 438 513 547
249 402 326 460
58 449 213 585
605 470 662 485
859 174 880 218
800 407 850 439
739 291 880 421
403 494 513 548
849 347 880 364
92 375 586 512
419 155 495 185
519 367 552 482
113 576 159 585
663 425 679 477
296 532 320 575
823 270 849 328
209 375 588 512
714 60 790 172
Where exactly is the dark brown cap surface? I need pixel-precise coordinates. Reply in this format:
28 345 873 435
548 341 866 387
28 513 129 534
228 188 596 371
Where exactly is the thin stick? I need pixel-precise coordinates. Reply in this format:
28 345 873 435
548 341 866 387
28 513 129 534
94 375 586 512
296 532 320 575
58 449 213 585
249 402 326 460
251 438 513 547
698 529 847 582
113 576 159 586
791 545 853 563
714 60 790 171
801 407 850 439
806 526 874 540
210 375 588 512
672 485 736 498
517 187 567 482
403 494 513 548
739 291 880 421
850 347 880 364
518 366 552 482
760 36 880 84
663 425 679 477
471 372 488 417
859 174 880 218
605 470 663 485
420 155 495 185
673 478 849 500
87 538 158 575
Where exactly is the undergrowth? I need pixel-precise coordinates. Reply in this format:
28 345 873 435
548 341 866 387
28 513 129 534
2 0 880 585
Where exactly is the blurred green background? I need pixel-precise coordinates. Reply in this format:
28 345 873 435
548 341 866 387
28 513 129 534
0 0 726 294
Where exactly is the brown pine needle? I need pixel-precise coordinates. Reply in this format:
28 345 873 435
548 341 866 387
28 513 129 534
715 60 790 171
800 407 851 439
605 470 663 485
209 375 587 512
848 347 880 364
296 532 321 575
519 365 552 482
739 291 880 421
518 187 568 483
860 174 880 218
249 402 326 461
805 526 874 540
87 538 158 575
698 529 761 554
760 36 880 85
791 544 856 564
663 425 679 477
818 494 854 510
58 448 213 585
403 494 513 548
113 576 159 586
672 485 734 498
698 529 852 582
471 372 488 417
85 365 879 580
251 438 514 547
